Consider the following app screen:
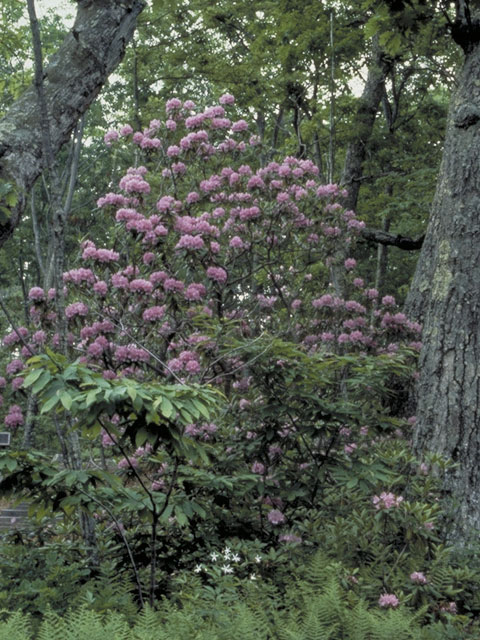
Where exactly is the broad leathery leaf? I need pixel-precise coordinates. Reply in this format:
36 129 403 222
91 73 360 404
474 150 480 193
22 369 43 388
160 396 174 418
59 391 73 410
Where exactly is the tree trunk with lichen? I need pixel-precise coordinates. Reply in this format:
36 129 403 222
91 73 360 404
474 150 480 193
405 18 480 542
0 0 145 249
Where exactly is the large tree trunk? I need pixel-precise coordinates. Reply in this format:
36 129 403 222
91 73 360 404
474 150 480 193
405 22 480 542
0 0 145 249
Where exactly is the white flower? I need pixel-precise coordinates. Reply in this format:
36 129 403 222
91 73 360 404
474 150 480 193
231 553 241 562
254 555 262 563
250 573 257 581
210 552 219 561
223 547 231 559
194 564 203 573
221 564 233 574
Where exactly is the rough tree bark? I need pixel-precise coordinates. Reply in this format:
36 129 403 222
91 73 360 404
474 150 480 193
405 6 480 542
0 0 145 249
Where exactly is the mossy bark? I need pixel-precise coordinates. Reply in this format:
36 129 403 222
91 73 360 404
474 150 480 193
406 30 480 541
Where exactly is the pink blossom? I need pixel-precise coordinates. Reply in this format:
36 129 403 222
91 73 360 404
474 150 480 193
219 93 235 105
184 283 206 301
28 286 45 301
185 359 201 374
440 602 457 614
186 191 200 204
410 572 428 584
171 161 186 175
97 193 129 208
11 377 24 391
167 144 180 157
247 175 265 189
3 327 29 346
104 130 118 146
163 278 185 293
120 124 133 136
166 98 182 112
353 277 364 288
372 492 404 510
378 594 399 608
175 235 205 250
142 306 166 322
117 456 139 470
111 273 129 289
206 266 227 284
320 332 335 342
278 534 302 544
316 184 339 197
63 268 95 285
156 195 175 212
114 344 150 363
381 295 396 307
93 281 108 296
268 509 286 525
344 258 357 270
65 302 89 319
232 119 248 132
32 330 46 345
229 236 245 249
4 406 23 428
129 279 154 294
251 461 265 474
95 248 120 262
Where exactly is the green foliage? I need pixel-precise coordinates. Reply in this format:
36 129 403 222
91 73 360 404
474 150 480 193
22 351 222 450
0 552 474 639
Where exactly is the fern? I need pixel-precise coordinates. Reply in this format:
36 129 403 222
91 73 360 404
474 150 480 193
0 610 32 640
0 551 471 640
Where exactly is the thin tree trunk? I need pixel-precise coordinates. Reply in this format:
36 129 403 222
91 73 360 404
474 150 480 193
27 0 98 565
374 218 390 295
328 9 335 183
340 39 392 211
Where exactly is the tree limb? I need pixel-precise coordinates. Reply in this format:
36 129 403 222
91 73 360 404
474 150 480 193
0 0 146 249
360 226 425 250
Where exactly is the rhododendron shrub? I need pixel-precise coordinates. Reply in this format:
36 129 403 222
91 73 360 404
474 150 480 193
0 95 424 589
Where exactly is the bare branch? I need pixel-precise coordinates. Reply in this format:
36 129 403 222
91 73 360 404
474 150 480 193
360 227 425 250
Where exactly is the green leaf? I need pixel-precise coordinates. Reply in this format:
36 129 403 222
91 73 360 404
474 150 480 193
41 394 60 414
22 369 43 388
32 371 52 394
135 429 149 447
174 505 188 527
59 391 73 410
160 397 174 419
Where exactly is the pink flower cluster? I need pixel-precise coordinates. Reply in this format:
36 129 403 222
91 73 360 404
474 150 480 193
184 422 217 439
4 404 23 428
378 593 399 608
410 571 427 584
372 492 404 510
